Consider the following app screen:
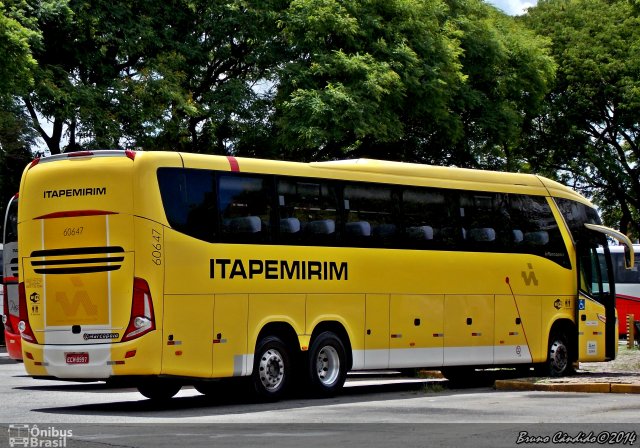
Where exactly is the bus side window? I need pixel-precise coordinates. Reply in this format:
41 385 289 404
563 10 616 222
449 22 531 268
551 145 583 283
276 178 339 246
402 187 457 249
157 168 216 243
218 174 273 244
510 195 570 268
343 183 397 247
459 192 505 250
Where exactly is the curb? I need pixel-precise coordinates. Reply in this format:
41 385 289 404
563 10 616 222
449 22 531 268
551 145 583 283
495 379 640 393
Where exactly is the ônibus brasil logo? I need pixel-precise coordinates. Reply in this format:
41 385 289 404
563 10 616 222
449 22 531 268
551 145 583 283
8 424 73 447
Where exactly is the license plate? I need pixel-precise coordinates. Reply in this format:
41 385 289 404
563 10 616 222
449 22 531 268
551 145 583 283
65 352 89 364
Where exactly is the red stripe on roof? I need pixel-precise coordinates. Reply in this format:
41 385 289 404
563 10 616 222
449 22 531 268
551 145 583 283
227 156 240 172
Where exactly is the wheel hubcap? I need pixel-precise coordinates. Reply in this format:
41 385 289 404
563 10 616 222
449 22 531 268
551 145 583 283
258 348 285 391
316 345 340 386
550 340 568 373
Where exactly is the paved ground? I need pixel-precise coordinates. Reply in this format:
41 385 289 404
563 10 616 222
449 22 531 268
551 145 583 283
495 343 640 393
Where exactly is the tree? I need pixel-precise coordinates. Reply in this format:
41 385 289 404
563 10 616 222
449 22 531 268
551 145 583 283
523 0 640 237
273 0 465 161
271 0 555 166
19 0 289 155
0 0 39 98
447 0 555 170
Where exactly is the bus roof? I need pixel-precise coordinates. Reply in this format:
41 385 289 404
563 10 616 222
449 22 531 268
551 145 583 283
25 151 591 205
182 154 589 203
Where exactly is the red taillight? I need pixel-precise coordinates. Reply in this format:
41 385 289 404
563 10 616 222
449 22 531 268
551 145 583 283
121 278 155 342
18 282 37 343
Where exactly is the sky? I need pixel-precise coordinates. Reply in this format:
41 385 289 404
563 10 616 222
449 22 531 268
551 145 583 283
487 0 537 15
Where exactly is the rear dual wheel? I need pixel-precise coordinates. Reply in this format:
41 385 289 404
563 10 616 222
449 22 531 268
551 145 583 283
307 331 348 397
252 336 292 401
251 331 348 401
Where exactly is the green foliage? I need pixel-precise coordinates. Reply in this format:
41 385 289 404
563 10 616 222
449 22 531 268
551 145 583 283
523 0 640 237
275 0 465 161
0 0 41 96
3 0 554 180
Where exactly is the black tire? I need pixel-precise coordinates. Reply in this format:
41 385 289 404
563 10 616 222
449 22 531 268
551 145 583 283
251 335 291 401
307 331 347 397
137 378 182 400
440 367 476 387
194 380 224 396
547 331 574 376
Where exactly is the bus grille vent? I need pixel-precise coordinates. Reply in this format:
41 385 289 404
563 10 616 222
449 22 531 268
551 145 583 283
30 246 125 274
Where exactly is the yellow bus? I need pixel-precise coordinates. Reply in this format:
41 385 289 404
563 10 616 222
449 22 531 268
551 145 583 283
17 150 633 400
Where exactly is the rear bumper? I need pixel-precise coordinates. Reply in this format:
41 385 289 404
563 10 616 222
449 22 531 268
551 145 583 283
4 330 22 360
27 343 114 379
22 335 161 379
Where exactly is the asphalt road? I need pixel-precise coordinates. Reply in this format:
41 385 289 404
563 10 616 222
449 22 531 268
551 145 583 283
1 354 639 447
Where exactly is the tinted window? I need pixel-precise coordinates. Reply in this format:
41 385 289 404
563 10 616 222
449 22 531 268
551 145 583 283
555 198 601 237
508 195 570 268
402 188 459 248
277 178 339 245
158 168 216 242
218 174 272 243
460 192 508 250
344 183 397 247
157 167 570 267
611 252 640 284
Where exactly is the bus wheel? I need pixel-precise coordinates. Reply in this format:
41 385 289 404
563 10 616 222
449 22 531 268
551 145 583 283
137 378 182 401
252 336 291 401
308 331 347 397
546 331 574 377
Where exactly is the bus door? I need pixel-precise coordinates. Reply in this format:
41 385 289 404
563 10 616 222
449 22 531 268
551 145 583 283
579 224 634 361
577 237 613 361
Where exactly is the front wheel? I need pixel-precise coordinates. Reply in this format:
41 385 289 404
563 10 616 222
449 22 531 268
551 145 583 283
307 332 347 397
251 336 291 401
540 331 574 377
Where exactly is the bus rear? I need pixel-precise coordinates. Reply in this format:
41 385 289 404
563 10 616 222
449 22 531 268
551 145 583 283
18 151 162 380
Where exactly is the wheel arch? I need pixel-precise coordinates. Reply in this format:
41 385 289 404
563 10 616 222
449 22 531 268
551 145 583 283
254 321 300 357
546 318 578 364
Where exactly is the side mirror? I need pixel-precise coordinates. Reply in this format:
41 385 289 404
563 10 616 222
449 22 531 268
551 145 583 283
625 245 634 270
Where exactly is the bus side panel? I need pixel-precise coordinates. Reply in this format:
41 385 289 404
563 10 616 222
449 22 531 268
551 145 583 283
443 295 494 366
494 295 535 364
213 294 249 377
364 294 390 369
161 294 213 377
389 294 444 369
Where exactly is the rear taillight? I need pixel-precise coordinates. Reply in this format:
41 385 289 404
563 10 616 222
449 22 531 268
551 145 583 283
121 278 155 342
18 282 37 343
